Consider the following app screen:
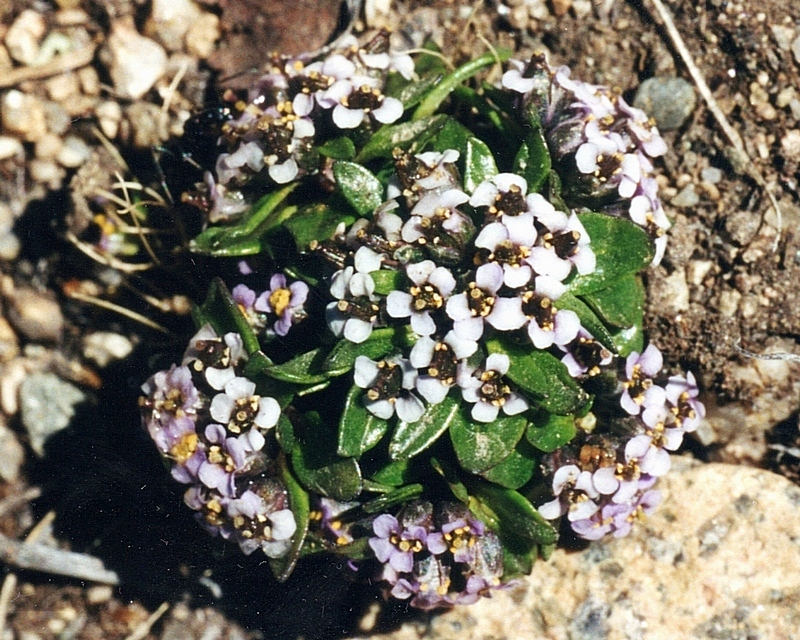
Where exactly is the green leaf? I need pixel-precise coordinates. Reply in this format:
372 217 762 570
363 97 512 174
318 136 356 160
322 326 415 375
362 484 424 514
413 49 512 120
389 395 460 460
430 457 470 504
567 213 654 295
275 412 296 453
194 278 260 355
555 292 617 353
449 411 527 473
469 481 558 546
580 274 645 329
430 117 472 155
513 127 551 195
525 411 576 453
355 114 448 163
338 384 390 457
369 458 414 487
283 203 355 252
262 348 329 385
479 440 538 489
291 417 362 501
387 73 442 110
610 323 645 358
463 136 498 194
269 454 310 582
190 184 298 256
486 338 590 415
333 161 384 216
371 269 405 296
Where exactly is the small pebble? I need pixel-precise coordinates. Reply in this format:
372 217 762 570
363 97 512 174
781 130 800 162
20 371 86 456
42 101 71 136
185 12 221 59
771 25 795 51
102 17 168 100
28 159 66 189
78 65 100 95
634 77 696 131
0 421 24 483
0 135 24 160
57 135 91 168
147 0 202 52
5 287 65 343
45 72 81 102
83 331 134 367
671 183 700 208
4 9 46 65
85 585 114 605
0 314 19 363
35 133 64 161
792 35 800 65
701 167 723 184
2 91 48 142
96 100 123 139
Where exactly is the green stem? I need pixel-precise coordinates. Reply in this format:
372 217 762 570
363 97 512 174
412 48 512 120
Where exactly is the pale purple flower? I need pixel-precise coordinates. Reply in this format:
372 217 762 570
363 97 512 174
620 344 666 416
354 355 425 422
254 273 309 336
457 353 528 423
624 424 683 477
560 331 614 377
202 172 249 223
216 140 264 186
501 59 538 94
402 188 471 244
386 261 456 336
469 173 530 220
209 376 280 434
665 371 705 432
225 488 297 558
325 78 404 129
326 246 384 343
141 364 200 427
410 331 477 404
369 514 430 573
520 280 581 349
537 463 599 522
475 213 538 288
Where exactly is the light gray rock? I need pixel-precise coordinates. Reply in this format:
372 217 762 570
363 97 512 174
20 372 85 456
350 459 800 639
101 17 167 100
1 90 47 142
4 9 46 65
633 77 696 131
671 183 700 208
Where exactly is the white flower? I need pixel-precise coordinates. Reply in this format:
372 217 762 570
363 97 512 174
457 353 528 423
354 355 425 422
386 261 456 336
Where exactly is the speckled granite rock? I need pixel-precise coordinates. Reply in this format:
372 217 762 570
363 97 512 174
351 458 800 639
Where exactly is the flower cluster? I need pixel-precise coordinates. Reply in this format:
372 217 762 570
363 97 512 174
503 56 670 265
140 324 296 557
324 150 599 423
196 32 414 222
538 344 705 540
369 501 504 608
136 39 708 611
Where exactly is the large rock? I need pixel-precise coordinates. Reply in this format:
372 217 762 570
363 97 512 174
351 458 800 639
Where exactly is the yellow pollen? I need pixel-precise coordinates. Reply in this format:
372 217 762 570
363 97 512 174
170 432 198 463
269 287 292 316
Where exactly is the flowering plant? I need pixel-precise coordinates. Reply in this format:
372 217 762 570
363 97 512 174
139 33 703 608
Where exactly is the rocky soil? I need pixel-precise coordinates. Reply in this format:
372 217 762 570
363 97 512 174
1 0 800 638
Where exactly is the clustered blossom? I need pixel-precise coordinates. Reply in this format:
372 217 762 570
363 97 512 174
502 56 670 265
537 343 705 540
189 31 414 223
318 150 598 424
141 39 709 611
140 323 296 558
233 275 309 338
370 501 504 608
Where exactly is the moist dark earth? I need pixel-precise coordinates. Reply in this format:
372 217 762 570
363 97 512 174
1 0 800 638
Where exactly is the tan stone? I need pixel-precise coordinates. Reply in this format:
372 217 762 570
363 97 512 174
350 460 800 639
